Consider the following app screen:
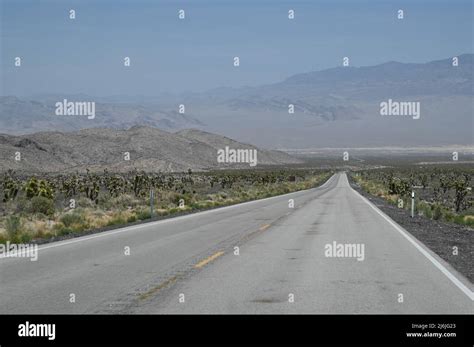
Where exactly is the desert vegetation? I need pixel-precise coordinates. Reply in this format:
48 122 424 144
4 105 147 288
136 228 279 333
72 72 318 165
351 165 473 227
0 168 333 243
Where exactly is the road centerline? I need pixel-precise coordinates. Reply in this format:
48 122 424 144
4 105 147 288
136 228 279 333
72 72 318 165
194 251 225 269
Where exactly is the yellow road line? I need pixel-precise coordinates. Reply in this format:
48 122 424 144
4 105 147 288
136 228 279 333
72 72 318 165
194 251 225 269
139 275 179 300
259 224 271 231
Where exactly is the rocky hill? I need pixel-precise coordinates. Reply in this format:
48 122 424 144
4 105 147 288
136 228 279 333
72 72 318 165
0 127 302 173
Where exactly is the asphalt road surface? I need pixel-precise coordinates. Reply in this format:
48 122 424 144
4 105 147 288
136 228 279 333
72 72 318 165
1 173 472 314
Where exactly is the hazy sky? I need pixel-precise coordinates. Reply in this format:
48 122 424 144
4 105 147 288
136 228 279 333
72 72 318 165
1 0 472 96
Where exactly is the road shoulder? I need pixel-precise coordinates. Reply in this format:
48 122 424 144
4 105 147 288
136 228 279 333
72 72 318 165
349 176 473 285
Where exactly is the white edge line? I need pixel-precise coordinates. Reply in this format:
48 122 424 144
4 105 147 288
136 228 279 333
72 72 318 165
0 173 337 257
350 183 474 301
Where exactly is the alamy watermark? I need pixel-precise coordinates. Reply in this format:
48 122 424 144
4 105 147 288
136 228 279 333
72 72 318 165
18 321 55 340
380 99 420 119
217 146 258 167
55 99 95 119
0 242 38 261
325 241 365 261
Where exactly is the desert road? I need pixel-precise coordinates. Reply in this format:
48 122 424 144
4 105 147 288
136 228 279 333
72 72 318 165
0 173 472 314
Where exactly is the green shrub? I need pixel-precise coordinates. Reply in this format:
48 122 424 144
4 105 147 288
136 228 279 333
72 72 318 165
190 202 202 209
78 197 95 209
417 204 433 219
424 206 433 219
113 194 139 209
416 201 430 218
106 216 127 226
71 222 89 232
56 226 74 236
5 215 22 240
136 209 151 220
60 213 84 227
15 197 29 213
29 196 55 216
18 232 32 243
127 215 137 223
432 204 442 220
447 214 474 227
53 222 70 236
444 211 455 222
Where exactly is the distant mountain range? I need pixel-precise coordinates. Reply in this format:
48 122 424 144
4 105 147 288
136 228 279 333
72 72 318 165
186 54 473 148
0 127 302 173
0 96 204 135
1 54 472 148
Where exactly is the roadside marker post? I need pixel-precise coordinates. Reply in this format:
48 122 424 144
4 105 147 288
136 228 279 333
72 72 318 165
411 191 415 218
